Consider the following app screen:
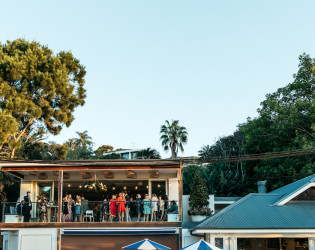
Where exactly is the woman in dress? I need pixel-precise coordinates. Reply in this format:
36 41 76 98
74 195 81 222
38 194 48 222
117 192 126 222
151 193 158 222
109 195 117 222
135 194 142 222
66 194 74 222
158 195 165 221
62 194 69 222
143 194 151 222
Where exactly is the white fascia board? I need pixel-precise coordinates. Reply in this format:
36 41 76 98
193 229 315 234
276 182 315 206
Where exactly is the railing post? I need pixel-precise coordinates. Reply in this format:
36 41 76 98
57 170 63 223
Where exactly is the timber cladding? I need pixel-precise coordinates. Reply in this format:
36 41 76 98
61 234 179 250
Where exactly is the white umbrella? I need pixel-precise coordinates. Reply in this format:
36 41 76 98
122 238 170 250
180 239 222 250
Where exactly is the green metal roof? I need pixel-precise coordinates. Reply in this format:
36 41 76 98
193 174 315 230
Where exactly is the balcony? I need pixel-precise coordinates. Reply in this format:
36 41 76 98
0 200 180 228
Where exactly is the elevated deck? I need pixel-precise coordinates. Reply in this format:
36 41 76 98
0 221 181 229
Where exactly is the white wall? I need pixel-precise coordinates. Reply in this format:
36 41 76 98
168 178 179 201
182 195 214 222
2 229 57 250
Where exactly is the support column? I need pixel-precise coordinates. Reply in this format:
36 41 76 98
178 161 183 222
230 237 237 250
57 170 63 223
309 238 315 250
57 170 63 250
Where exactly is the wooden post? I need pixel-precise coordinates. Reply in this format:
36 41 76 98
57 170 63 250
57 170 63 223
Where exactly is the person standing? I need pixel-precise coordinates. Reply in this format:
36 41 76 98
124 191 131 222
38 194 48 222
151 193 158 222
135 194 142 222
117 192 126 222
109 195 117 222
143 195 151 222
158 196 165 221
62 194 69 222
74 195 81 222
24 191 32 222
0 184 7 223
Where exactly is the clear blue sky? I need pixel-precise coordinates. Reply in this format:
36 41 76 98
1 1 315 157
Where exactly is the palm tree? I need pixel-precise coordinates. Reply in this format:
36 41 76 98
160 120 188 158
135 147 161 159
74 130 93 149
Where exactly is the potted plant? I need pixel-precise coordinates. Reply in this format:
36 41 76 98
188 171 212 221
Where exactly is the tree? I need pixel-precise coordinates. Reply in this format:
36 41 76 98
0 112 18 159
74 130 93 149
188 171 212 216
160 120 188 158
135 147 161 159
240 53 315 191
95 145 114 157
198 131 247 196
0 39 86 159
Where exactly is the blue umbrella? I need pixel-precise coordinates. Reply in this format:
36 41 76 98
123 238 170 250
180 240 221 250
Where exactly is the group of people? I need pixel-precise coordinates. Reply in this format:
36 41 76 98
62 194 88 222
104 192 178 222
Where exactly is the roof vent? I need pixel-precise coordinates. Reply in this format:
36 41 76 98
257 180 267 193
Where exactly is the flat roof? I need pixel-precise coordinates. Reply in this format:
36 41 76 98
0 159 182 171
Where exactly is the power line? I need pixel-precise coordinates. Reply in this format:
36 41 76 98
185 148 315 164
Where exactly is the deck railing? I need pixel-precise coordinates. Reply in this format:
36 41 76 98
0 200 179 223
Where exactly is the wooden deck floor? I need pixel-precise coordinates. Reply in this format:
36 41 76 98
0 221 181 229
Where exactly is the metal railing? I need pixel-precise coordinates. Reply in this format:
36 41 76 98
0 200 179 223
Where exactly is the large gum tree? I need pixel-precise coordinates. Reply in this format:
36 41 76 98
0 39 86 159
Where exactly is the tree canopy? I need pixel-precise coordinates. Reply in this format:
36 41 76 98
192 53 315 196
0 39 86 159
135 147 161 159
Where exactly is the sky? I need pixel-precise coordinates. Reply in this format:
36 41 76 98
1 1 315 158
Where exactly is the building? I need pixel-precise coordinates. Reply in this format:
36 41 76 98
104 149 142 160
0 159 183 250
192 175 315 250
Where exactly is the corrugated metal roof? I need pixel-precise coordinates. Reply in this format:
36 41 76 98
193 174 315 230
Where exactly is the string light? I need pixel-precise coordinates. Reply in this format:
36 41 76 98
135 186 138 190
79 185 82 189
68 184 71 187
124 186 127 190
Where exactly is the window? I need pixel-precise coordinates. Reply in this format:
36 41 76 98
215 238 223 249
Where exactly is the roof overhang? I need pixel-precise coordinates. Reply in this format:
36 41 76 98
275 182 315 206
0 159 181 172
192 229 315 235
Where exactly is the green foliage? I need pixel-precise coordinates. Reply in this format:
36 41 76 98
198 131 247 196
183 165 210 195
95 145 114 156
0 39 86 159
188 171 209 209
160 120 188 158
135 147 161 159
74 130 93 149
240 53 315 192
195 53 315 196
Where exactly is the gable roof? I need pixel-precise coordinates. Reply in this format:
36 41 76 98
193 175 315 230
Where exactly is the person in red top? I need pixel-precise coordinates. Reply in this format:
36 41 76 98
109 195 117 222
117 192 126 222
